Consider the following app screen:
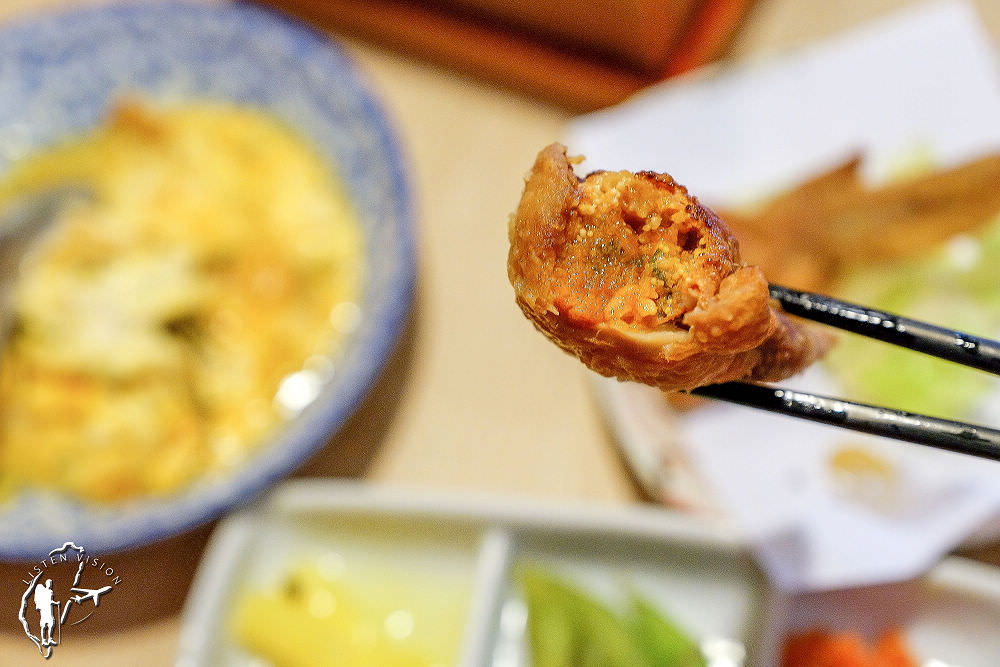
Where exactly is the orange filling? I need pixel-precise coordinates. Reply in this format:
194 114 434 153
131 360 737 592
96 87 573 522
549 171 731 330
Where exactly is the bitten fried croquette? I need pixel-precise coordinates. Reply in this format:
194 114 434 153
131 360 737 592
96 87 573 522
507 143 832 391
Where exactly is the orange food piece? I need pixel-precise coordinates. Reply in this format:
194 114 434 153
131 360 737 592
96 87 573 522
782 631 870 667
872 629 918 667
782 629 917 667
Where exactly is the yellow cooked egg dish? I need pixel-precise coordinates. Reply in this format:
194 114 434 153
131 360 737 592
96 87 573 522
0 101 363 501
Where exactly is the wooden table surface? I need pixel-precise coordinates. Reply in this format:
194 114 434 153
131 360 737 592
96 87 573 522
1 0 999 664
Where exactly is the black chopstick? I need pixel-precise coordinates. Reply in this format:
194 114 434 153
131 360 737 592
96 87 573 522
769 284 1000 376
689 287 1000 459
691 382 1000 462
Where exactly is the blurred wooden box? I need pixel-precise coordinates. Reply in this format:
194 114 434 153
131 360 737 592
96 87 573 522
263 0 751 110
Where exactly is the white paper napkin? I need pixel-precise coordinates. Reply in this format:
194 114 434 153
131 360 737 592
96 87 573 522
566 0 1000 592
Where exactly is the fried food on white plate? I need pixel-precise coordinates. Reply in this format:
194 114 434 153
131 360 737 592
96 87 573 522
507 143 833 392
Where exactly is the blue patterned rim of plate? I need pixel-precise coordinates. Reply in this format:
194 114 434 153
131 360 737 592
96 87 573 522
0 1 415 560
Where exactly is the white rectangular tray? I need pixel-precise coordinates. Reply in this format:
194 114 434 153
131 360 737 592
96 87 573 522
178 480 1000 666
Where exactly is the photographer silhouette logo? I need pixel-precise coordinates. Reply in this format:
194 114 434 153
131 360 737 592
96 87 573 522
18 542 120 659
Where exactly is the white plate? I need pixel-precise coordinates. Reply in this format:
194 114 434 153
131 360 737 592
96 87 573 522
180 480 1000 666
566 0 1000 557
590 373 1000 549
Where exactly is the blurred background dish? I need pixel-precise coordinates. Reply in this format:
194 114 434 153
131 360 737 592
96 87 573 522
260 0 754 110
180 480 1000 667
0 1 414 559
179 480 767 666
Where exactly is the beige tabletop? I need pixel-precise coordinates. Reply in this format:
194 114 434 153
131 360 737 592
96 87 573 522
1 0 1000 664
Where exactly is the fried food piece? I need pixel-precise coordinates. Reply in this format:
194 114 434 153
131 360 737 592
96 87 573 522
507 143 832 391
724 153 1000 291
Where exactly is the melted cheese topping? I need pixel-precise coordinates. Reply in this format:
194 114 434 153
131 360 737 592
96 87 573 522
0 101 363 501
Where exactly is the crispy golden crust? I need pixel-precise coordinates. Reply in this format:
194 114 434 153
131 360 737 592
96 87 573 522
507 143 833 391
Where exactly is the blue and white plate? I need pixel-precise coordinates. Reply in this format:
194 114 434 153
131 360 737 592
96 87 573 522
0 1 415 560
